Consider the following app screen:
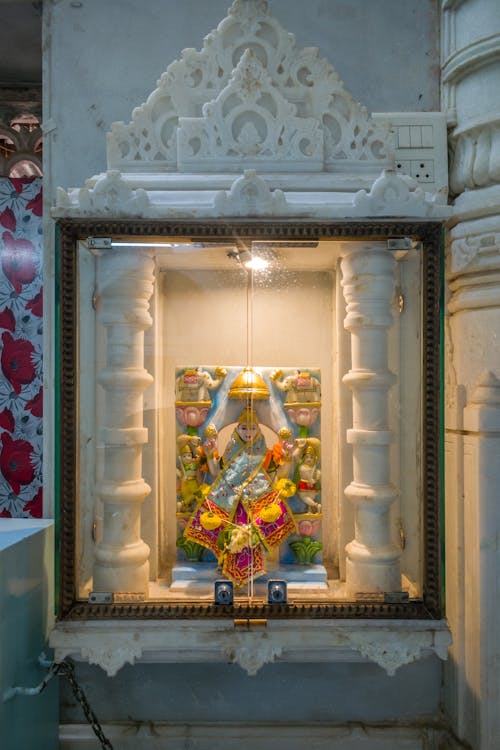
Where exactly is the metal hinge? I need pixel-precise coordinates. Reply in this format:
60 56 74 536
88 592 113 604
88 592 145 604
87 236 112 252
384 591 410 604
354 591 410 603
233 618 267 629
387 237 423 252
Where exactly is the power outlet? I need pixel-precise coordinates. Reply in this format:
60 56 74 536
373 112 448 191
395 159 411 176
410 159 434 183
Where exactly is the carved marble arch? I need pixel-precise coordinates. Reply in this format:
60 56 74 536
56 218 443 622
106 0 392 174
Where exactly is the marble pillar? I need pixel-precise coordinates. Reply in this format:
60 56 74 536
92 249 155 596
442 1 500 746
341 243 401 594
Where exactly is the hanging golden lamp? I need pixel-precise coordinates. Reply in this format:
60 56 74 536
228 367 270 400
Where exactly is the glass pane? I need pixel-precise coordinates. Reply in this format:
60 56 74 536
67 231 435 614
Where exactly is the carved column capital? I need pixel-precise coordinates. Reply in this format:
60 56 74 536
449 116 500 196
447 215 500 314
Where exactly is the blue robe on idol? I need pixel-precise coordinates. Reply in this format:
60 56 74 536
206 428 273 511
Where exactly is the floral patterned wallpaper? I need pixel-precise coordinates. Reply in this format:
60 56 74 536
0 178 43 518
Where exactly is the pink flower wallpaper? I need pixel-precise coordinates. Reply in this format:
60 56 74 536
0 178 43 518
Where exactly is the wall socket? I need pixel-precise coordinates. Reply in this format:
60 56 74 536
410 159 434 183
373 113 448 192
395 158 435 183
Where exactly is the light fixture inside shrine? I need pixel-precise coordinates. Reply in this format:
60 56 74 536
226 243 271 270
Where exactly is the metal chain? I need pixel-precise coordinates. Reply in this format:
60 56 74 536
56 658 114 750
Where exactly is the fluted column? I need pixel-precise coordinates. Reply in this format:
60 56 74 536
341 243 401 594
462 373 500 750
93 249 155 596
442 2 500 747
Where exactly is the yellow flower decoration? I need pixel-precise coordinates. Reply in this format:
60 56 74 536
259 503 282 523
200 511 223 530
273 478 296 498
199 483 212 497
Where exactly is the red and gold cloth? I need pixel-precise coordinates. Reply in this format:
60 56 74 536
183 500 229 557
251 491 297 550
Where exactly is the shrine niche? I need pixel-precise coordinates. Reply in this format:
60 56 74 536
52 0 448 621
174 365 323 589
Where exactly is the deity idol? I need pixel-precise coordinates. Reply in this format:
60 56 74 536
294 438 321 512
176 434 202 511
203 405 274 511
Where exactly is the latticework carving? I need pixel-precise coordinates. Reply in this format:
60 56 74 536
106 0 392 174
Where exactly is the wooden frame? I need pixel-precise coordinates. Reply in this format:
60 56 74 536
56 219 443 620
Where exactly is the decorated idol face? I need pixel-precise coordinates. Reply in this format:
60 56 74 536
236 421 259 442
181 450 193 465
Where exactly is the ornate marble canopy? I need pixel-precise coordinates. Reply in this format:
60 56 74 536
53 0 450 220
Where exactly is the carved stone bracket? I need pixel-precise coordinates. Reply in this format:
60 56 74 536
223 634 284 676
213 169 288 216
348 632 429 677
56 170 151 217
80 643 143 678
353 169 449 218
54 167 451 220
50 620 451 678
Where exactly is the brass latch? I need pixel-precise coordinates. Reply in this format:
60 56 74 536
233 618 267 630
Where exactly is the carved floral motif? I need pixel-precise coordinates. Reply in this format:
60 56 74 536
57 170 150 217
224 634 283 676
51 621 451 677
80 643 143 677
348 633 425 676
449 118 500 195
213 169 288 216
449 231 500 275
353 169 448 218
178 50 323 171
106 0 391 174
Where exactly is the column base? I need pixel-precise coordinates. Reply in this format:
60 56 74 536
93 559 150 597
345 556 401 595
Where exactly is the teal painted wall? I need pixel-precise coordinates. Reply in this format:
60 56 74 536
0 520 58 750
